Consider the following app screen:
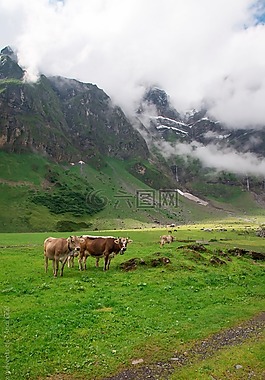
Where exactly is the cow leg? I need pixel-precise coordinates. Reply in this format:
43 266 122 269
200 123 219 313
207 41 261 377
52 260 55 276
95 258 99 267
44 256 48 273
54 259 59 277
67 256 73 268
78 257 83 271
78 253 84 271
103 255 109 271
107 258 111 270
60 257 68 277
83 256 88 270
71 256 74 267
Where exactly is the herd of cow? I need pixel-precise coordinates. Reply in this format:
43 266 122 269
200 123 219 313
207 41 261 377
44 233 174 277
44 235 133 277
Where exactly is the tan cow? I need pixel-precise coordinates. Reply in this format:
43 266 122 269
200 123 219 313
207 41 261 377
160 234 174 247
78 236 132 271
44 236 82 277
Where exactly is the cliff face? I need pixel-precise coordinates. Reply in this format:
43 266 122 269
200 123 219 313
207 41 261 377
0 47 149 163
138 87 265 158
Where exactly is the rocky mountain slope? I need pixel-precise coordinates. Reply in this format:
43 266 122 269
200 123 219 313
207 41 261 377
137 87 265 157
0 46 148 164
2 45 265 179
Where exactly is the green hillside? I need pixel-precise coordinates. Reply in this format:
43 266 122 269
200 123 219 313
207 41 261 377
1 152 265 232
0 152 181 232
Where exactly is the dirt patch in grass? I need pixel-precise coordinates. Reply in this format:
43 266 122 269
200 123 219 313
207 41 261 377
228 247 265 260
103 311 265 380
120 255 171 271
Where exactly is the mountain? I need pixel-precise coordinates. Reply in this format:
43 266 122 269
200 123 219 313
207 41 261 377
136 86 265 205
0 47 185 232
137 86 265 156
1 46 265 232
0 47 148 164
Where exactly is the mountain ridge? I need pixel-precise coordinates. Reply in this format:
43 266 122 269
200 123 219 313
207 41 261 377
0 47 149 164
138 87 265 158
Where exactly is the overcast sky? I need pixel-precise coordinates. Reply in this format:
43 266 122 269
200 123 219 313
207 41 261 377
1 0 265 128
1 0 265 176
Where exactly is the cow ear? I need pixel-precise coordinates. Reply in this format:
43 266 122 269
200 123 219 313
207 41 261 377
128 239 133 243
114 239 119 244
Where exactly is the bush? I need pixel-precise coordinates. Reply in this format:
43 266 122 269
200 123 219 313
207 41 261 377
31 188 105 217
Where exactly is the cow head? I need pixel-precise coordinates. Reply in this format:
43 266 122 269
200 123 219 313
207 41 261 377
114 237 133 255
67 235 82 253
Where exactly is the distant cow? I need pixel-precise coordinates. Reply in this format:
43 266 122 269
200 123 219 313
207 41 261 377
44 236 82 277
160 235 174 247
78 236 132 271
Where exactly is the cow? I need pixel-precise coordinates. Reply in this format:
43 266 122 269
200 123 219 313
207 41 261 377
160 234 174 247
78 236 132 271
44 235 82 277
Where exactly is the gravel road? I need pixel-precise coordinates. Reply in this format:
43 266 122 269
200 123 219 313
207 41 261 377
103 312 265 380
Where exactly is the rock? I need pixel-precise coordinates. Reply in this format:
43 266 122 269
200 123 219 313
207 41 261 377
132 358 144 365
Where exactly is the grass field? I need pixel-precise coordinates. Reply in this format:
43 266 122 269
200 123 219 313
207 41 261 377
0 223 265 379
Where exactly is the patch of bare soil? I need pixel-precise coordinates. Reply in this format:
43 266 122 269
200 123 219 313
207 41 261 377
120 256 171 271
0 178 36 188
103 312 265 380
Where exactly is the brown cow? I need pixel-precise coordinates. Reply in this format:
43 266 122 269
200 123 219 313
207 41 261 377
160 234 174 247
78 236 132 271
44 236 82 277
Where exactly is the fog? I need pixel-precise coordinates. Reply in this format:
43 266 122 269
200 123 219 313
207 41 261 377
1 0 265 175
0 0 265 127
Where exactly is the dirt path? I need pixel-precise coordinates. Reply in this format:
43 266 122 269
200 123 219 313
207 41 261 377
103 312 265 380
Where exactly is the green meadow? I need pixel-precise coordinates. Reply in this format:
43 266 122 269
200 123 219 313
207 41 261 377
0 223 265 379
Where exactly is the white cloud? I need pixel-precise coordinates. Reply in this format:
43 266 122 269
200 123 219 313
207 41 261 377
0 0 265 126
154 138 265 176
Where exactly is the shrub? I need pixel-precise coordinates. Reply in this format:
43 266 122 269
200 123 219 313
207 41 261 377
31 188 105 217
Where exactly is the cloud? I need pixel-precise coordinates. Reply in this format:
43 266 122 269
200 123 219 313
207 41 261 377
154 139 265 176
194 144 265 176
0 0 265 127
1 0 265 177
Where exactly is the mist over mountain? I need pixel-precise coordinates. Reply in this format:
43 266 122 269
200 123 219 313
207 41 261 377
2 45 265 182
2 44 265 233
1 0 265 129
137 87 265 177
